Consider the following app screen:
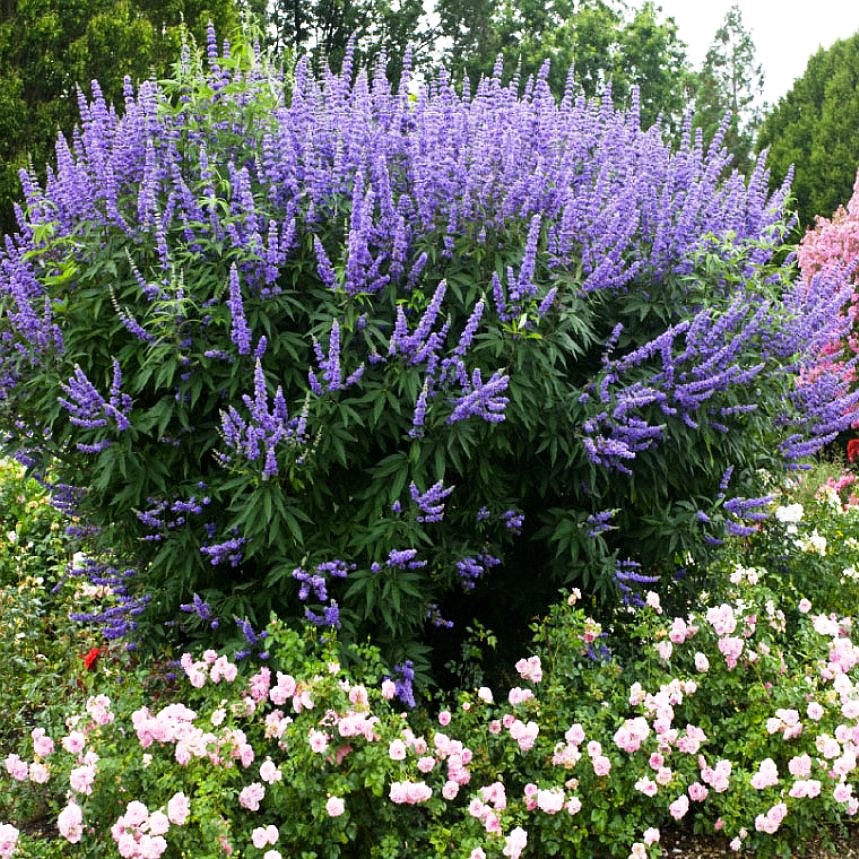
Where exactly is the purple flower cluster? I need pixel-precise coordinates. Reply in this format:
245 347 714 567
221 359 308 478
200 533 246 567
392 659 416 709
455 552 501 591
292 559 354 618
614 558 660 606
409 480 454 523
179 593 218 629
137 494 209 541
582 270 859 473
426 603 454 629
500 509 524 534
63 555 150 646
586 510 615 537
58 361 132 432
445 369 510 426
4 28 859 660
308 320 365 395
373 548 426 571
305 601 340 629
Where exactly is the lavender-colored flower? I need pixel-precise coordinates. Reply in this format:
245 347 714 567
446 369 510 425
392 659 416 708
427 603 454 629
385 548 426 570
409 480 454 523
586 510 615 537
501 509 524 534
228 264 252 355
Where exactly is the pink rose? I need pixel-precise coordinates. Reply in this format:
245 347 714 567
592 755 611 777
239 783 265 811
502 826 528 859
381 679 396 699
260 758 282 783
3 755 27 782
0 823 19 859
31 728 54 758
669 795 689 820
167 792 190 826
57 803 83 843
388 739 407 760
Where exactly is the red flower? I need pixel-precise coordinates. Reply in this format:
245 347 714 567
849 439 859 463
83 647 101 670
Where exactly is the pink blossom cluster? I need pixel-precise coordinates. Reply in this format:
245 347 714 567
766 708 802 740
252 824 279 846
699 756 732 793
86 694 115 727
514 656 542 683
613 717 650 753
552 721 584 767
131 700 255 768
468 784 505 834
110 795 189 858
506 717 539 752
269 671 315 713
668 616 698 644
705 603 737 636
180 650 238 688
239 782 266 811
750 758 779 790
507 686 534 705
57 802 84 843
754 801 788 834
11 580 859 859
797 169 859 402
31 727 54 757
389 780 432 804
502 825 528 859
0 824 19 859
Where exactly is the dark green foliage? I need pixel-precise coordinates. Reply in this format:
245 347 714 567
268 0 431 84
757 30 859 229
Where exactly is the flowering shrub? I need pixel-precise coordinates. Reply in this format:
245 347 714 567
797 167 859 408
6 561 859 858
1 29 857 673
0 459 66 588
704 462 859 618
0 458 108 795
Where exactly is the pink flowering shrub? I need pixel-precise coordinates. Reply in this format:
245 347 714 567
3 538 859 859
3 461 859 857
797 168 859 407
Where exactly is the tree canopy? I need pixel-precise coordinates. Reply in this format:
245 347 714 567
266 0 430 84
435 0 692 131
757 30 859 229
692 2 765 176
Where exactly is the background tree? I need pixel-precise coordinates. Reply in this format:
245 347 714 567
757 30 859 230
692 2 765 176
0 0 239 235
268 0 431 83
435 0 692 132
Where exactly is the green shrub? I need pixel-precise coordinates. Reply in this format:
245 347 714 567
1 29 854 682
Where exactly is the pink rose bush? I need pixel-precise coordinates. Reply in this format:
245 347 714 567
798 168 859 405
3 468 859 857
0 564 858 859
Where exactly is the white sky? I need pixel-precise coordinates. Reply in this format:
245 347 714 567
651 0 859 107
